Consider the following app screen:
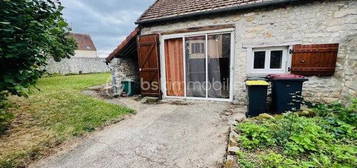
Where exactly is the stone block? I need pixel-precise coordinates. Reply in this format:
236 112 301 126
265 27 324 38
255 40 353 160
228 146 240 155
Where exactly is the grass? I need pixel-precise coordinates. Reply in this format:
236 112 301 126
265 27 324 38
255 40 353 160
234 100 357 168
0 73 133 167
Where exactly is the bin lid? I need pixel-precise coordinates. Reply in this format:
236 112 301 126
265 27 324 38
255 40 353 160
267 74 307 81
246 80 269 86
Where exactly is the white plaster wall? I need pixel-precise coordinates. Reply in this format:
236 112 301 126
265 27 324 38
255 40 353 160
141 0 357 103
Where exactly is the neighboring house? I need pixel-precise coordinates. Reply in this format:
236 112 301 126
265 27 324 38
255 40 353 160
69 33 98 58
106 0 357 103
46 33 109 74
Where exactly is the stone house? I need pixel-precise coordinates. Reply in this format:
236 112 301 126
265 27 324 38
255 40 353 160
106 0 357 104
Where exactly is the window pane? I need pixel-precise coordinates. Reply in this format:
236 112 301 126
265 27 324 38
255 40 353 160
191 43 204 54
185 36 206 97
207 34 230 99
270 50 283 69
254 51 265 69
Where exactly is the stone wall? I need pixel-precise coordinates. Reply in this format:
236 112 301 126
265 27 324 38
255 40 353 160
46 57 110 74
109 57 138 95
339 34 357 102
141 0 357 103
73 50 97 58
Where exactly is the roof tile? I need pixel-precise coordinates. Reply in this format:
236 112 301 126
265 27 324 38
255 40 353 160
69 33 96 51
137 0 274 23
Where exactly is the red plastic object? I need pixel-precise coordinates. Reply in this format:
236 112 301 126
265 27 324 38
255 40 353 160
267 74 306 80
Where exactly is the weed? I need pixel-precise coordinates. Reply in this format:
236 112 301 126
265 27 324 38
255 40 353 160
235 99 357 168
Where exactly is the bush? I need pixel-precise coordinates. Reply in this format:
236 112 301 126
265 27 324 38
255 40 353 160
313 99 357 126
0 0 76 99
235 100 357 168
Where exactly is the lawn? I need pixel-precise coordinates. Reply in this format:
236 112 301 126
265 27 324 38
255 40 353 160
234 100 357 168
0 73 133 167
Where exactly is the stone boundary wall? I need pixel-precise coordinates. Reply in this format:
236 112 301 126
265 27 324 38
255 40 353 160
141 0 357 104
46 57 110 74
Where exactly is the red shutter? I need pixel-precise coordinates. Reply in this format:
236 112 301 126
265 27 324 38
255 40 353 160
137 34 161 97
291 44 339 76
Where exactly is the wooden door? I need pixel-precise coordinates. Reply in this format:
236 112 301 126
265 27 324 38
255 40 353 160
137 34 161 96
165 38 184 96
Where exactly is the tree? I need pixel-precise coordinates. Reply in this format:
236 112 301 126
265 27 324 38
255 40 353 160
0 0 76 100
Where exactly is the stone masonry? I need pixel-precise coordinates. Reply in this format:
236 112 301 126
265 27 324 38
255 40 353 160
46 57 110 74
110 57 138 95
340 34 357 102
140 0 357 104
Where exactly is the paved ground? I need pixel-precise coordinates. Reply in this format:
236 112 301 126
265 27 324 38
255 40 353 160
31 93 234 168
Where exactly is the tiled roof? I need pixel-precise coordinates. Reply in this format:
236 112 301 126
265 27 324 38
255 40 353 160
137 0 277 23
69 33 96 51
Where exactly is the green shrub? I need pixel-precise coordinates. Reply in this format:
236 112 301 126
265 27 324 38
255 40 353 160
235 100 357 168
282 115 333 155
236 122 275 149
313 99 357 126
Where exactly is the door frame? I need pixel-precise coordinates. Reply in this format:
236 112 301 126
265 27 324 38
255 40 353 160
159 28 235 102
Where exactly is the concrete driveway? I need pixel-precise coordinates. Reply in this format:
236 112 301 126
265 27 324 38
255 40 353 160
32 97 232 168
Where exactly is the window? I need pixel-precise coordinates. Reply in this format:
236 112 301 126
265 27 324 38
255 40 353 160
191 43 204 54
249 47 288 74
187 36 205 59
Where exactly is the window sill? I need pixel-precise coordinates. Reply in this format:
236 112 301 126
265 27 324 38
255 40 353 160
247 72 290 78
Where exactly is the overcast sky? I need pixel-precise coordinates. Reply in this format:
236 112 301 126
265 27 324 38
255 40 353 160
61 0 155 57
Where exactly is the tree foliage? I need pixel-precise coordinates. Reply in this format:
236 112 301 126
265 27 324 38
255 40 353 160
0 0 76 99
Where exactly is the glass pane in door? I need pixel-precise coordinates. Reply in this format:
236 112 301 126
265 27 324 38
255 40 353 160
185 36 206 97
207 33 231 98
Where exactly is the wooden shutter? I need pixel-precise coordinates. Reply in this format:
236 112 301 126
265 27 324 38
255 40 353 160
291 44 339 76
137 34 161 96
